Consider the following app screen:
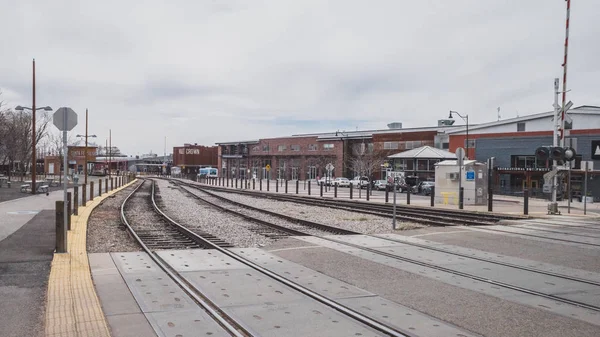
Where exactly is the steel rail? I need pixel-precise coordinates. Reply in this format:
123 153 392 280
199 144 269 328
120 180 249 337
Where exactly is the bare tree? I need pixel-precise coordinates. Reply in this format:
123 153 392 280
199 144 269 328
346 142 386 181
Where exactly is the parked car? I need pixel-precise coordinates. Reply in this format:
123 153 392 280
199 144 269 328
350 176 370 189
317 177 335 186
333 177 350 187
416 181 435 195
373 180 388 190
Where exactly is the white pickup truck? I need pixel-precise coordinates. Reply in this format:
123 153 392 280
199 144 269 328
350 176 370 189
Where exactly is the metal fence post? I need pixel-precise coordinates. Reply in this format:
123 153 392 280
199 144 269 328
285 180 288 194
308 180 311 195
385 186 389 203
56 201 66 253
459 187 464 210
99 179 102 196
334 183 337 198
366 185 370 201
430 186 435 207
296 180 299 194
82 184 87 207
253 179 255 190
73 186 79 216
349 183 353 199
111 178 114 191
267 179 270 191
105 178 108 193
90 181 94 200
523 189 529 215
320 182 323 197
67 192 72 230
407 189 411 205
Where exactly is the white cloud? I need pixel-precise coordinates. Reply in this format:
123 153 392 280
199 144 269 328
1 0 599 155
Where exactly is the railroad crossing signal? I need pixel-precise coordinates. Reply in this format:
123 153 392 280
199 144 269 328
535 146 576 162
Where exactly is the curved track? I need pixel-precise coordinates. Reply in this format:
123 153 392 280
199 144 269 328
123 179 410 337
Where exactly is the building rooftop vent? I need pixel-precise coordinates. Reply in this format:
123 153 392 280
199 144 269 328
438 119 456 126
387 122 403 129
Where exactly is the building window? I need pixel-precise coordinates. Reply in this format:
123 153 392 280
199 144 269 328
383 142 399 150
442 143 449 149
308 144 318 151
517 122 526 132
262 145 269 152
465 139 476 148
252 146 260 152
323 144 334 150
291 145 300 151
277 145 287 152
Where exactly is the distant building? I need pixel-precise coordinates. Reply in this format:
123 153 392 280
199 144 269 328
44 146 97 175
172 143 218 174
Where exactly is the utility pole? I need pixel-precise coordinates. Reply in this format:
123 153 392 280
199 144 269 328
109 129 111 178
31 59 37 195
552 78 559 207
85 109 88 184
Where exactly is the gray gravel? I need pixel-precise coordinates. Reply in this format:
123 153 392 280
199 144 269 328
182 186 331 236
206 189 424 233
87 181 143 253
155 179 275 248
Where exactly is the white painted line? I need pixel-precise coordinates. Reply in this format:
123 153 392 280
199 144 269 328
410 230 471 237
266 245 320 253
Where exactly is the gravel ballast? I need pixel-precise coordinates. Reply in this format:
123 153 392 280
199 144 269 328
87 181 143 253
155 179 275 248
206 189 424 233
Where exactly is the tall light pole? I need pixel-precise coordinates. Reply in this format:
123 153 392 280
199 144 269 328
76 109 97 185
449 110 469 159
15 60 52 194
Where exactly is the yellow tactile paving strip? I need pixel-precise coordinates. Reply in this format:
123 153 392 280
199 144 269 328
45 179 137 337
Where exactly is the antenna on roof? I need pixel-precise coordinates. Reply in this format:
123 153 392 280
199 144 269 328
497 107 501 121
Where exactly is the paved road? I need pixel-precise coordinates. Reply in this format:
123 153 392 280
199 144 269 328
0 211 55 337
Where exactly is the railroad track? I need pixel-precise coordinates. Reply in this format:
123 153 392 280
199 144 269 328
185 180 526 226
123 179 410 337
172 180 600 315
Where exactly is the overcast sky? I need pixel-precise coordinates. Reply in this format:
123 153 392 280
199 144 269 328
1 0 599 156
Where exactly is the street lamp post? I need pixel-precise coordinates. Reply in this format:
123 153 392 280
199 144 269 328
15 60 52 195
449 111 469 159
76 109 97 185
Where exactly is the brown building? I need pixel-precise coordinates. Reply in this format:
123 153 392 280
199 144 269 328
44 146 98 175
173 143 218 174
216 123 458 181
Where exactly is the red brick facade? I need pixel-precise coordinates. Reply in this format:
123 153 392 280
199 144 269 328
44 146 97 175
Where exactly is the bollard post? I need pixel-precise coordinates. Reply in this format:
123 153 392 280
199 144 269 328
267 179 270 191
320 182 323 197
523 189 529 215
285 180 288 194
235 178 238 189
73 186 79 216
82 184 87 207
366 185 370 201
296 180 299 194
308 180 311 195
99 179 102 196
276 180 279 193
430 186 435 207
227 178 229 188
407 189 411 205
105 178 108 193
334 183 337 198
260 179 263 191
253 179 255 190
111 178 114 191
90 181 94 200
67 192 72 230
459 187 464 210
304 180 306 190
350 183 353 199
55 201 66 253
385 186 389 203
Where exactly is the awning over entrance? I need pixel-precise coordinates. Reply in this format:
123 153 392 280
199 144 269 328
388 146 457 160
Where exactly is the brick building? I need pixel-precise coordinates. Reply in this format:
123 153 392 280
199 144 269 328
44 146 97 175
173 143 218 174
216 122 459 180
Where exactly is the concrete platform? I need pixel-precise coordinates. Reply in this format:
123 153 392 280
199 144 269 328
267 236 600 337
0 210 55 337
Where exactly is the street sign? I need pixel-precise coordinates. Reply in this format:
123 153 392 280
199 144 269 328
383 162 389 168
53 107 78 131
455 147 465 167
326 163 334 172
466 170 475 181
265 164 271 172
543 183 552 193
